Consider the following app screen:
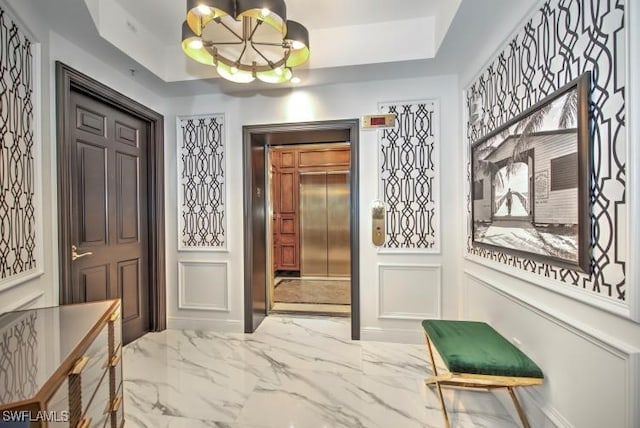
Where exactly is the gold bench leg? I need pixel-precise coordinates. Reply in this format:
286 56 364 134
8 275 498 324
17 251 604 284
508 386 530 428
425 333 450 428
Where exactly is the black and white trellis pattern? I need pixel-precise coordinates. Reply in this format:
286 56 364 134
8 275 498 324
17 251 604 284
465 0 626 301
379 100 439 252
0 8 37 281
178 115 226 249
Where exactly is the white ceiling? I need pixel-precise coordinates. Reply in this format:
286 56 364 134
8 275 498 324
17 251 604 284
113 0 443 44
86 0 460 83
34 0 537 96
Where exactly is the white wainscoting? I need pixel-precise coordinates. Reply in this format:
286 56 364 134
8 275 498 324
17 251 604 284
377 263 441 320
177 260 229 312
0 290 45 313
463 270 640 428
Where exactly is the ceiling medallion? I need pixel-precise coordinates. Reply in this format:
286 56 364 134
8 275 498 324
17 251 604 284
182 0 310 83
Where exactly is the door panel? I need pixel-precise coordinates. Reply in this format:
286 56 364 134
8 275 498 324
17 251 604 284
119 259 141 322
116 152 140 243
115 121 139 146
277 236 298 269
271 151 300 271
77 142 108 246
70 90 149 345
81 265 109 301
76 107 106 136
279 171 297 213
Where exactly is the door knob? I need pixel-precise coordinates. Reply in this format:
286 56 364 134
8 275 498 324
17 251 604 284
71 245 93 261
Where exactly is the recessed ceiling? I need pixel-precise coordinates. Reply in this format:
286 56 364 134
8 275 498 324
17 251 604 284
33 0 537 95
86 0 462 82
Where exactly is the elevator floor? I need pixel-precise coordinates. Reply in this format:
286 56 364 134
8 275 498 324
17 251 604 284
272 277 351 316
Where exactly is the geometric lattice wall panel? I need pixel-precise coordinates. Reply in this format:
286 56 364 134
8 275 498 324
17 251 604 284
377 264 441 320
465 0 626 303
178 261 229 312
177 114 226 251
0 6 41 287
379 100 440 253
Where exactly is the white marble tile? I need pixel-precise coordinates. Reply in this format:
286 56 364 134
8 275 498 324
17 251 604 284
236 369 438 428
124 332 261 422
125 412 268 428
254 314 352 340
361 340 431 378
246 316 363 374
419 383 520 428
123 315 522 428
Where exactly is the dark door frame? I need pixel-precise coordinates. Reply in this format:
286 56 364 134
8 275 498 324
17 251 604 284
55 62 166 332
243 119 360 340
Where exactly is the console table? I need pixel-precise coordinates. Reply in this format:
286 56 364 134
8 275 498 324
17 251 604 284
0 300 123 427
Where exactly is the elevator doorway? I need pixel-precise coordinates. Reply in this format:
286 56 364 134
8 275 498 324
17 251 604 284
243 120 360 339
269 144 351 316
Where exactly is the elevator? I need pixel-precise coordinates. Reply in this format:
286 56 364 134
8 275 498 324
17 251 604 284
300 172 350 277
242 120 360 339
268 142 352 316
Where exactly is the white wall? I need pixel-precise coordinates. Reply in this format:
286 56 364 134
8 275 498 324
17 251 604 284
165 76 462 341
7 1 638 425
1 0 462 344
0 0 168 312
459 1 640 427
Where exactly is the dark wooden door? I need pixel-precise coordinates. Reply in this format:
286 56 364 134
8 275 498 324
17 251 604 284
69 90 149 344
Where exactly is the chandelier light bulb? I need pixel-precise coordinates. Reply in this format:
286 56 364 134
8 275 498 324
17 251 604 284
188 38 203 50
230 66 239 75
290 76 301 84
274 67 283 76
196 4 211 15
291 40 305 50
261 8 271 17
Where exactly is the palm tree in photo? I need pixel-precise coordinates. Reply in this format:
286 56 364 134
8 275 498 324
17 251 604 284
509 88 578 169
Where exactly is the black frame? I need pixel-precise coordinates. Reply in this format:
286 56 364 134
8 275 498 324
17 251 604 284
242 119 360 340
471 72 592 273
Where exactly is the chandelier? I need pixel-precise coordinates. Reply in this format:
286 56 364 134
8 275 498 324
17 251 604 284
181 0 310 83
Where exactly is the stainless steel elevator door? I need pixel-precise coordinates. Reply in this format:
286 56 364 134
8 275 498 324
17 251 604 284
327 172 350 276
300 171 350 277
300 173 328 276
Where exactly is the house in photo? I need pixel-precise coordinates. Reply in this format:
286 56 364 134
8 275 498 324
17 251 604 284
473 129 580 261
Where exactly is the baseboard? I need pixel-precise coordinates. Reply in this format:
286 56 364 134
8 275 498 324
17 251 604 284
360 326 423 344
167 316 243 333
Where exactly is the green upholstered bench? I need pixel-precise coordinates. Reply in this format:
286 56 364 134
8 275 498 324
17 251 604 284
422 320 544 428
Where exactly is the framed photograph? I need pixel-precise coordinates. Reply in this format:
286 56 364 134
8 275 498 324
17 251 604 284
471 72 591 273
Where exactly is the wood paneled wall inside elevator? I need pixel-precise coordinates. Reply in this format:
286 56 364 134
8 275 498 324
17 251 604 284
271 144 351 274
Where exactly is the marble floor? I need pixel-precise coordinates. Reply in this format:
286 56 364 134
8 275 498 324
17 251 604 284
123 315 520 428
